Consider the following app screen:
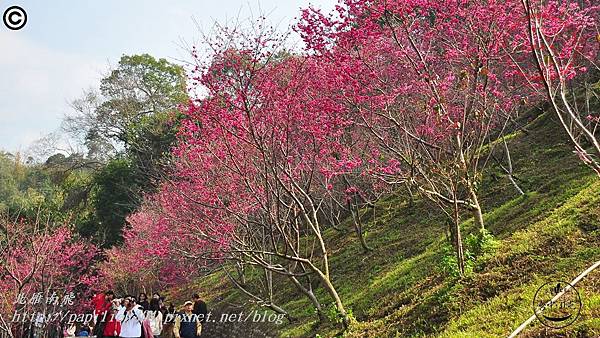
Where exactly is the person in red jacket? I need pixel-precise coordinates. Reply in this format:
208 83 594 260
92 293 106 315
103 306 122 338
93 290 114 338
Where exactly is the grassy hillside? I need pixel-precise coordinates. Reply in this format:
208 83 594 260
176 109 600 337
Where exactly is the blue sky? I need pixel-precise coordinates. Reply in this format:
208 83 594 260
0 0 337 154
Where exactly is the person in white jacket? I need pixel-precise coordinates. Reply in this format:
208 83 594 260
147 298 164 337
115 296 145 338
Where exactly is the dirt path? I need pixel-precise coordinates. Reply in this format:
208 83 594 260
199 307 280 338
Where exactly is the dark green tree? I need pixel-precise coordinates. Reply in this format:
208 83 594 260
63 54 187 246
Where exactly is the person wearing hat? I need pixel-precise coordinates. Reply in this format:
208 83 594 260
173 301 202 338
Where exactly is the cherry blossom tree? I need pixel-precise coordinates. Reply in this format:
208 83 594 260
296 0 598 275
104 0 599 326
517 0 600 175
296 0 524 274
0 214 99 338
98 196 206 297
150 19 362 326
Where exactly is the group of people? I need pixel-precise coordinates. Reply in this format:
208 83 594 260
64 291 208 338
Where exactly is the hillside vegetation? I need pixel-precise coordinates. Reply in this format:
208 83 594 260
176 109 600 338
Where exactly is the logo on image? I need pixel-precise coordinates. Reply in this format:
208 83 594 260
533 280 582 329
3 6 27 30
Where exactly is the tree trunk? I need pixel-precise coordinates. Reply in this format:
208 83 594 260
236 262 246 286
290 277 325 322
456 131 485 231
350 203 372 253
265 303 293 322
468 185 485 231
314 269 349 329
503 137 525 196
452 198 466 276
454 219 465 276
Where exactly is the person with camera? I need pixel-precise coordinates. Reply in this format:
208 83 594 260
115 296 146 338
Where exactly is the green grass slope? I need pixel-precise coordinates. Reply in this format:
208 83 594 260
182 110 600 338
